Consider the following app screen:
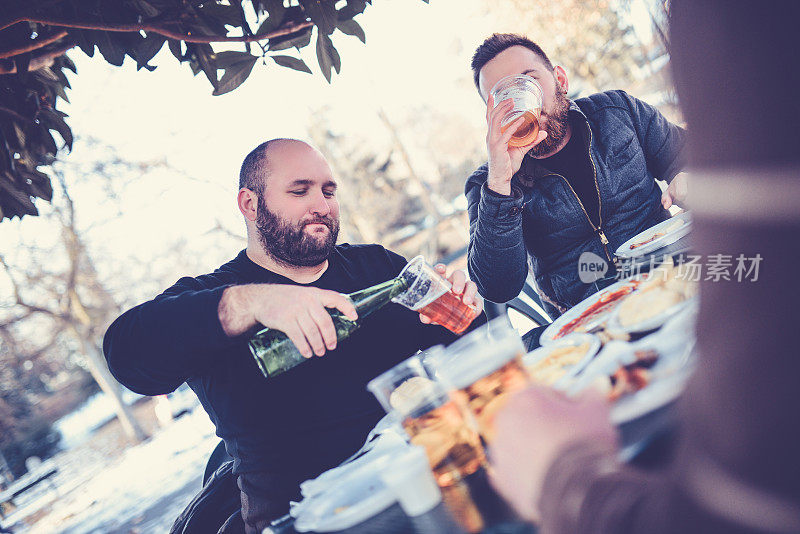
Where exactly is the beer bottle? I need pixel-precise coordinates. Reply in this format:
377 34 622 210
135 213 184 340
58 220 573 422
249 277 409 378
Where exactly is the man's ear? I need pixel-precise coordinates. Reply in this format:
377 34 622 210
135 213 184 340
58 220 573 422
238 188 258 222
554 65 569 95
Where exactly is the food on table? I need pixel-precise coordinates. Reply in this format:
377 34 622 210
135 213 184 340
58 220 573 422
591 350 660 401
526 342 592 385
629 218 684 249
389 376 438 414
616 259 697 327
556 283 639 338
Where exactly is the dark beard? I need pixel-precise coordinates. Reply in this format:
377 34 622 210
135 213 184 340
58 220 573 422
529 89 571 158
255 195 339 267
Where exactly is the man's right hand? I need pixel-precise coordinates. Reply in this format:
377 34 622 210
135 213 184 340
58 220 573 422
218 284 358 358
486 93 548 196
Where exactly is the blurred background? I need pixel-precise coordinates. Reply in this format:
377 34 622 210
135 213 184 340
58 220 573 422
0 0 675 531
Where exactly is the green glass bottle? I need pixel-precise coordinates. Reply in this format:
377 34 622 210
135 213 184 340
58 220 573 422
249 277 409 378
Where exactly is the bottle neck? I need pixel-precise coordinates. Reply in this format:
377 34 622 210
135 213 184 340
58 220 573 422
347 277 408 318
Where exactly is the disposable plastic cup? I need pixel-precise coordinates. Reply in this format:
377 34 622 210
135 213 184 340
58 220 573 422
392 256 480 334
428 317 529 443
490 74 543 147
379 446 442 517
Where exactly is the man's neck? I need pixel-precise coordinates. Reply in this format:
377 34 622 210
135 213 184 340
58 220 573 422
245 243 329 284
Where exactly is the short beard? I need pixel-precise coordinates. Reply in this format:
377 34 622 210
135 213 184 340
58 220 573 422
255 195 339 267
530 89 571 158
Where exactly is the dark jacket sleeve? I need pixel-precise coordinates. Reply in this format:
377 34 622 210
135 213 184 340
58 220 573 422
103 276 240 396
465 165 529 303
619 90 687 183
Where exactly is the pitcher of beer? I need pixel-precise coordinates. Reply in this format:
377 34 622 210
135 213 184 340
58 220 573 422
490 74 543 147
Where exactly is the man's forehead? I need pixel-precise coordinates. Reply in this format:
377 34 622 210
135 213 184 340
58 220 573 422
479 46 549 94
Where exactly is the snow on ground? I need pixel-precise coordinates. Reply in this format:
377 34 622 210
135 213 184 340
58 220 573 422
9 408 219 533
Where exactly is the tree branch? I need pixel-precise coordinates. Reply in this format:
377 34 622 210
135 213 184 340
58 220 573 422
0 41 76 74
0 30 69 59
1 15 312 44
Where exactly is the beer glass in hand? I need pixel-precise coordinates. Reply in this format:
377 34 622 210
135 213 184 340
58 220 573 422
490 74 543 148
428 318 530 444
392 256 480 334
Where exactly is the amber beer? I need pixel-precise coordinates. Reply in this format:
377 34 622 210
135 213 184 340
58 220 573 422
502 110 540 148
430 317 530 444
453 356 529 443
415 289 480 335
401 396 486 485
491 74 543 149
392 256 480 334
368 352 489 534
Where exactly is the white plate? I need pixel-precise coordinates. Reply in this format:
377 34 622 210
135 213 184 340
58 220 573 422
606 295 696 335
615 212 692 259
568 305 697 424
523 333 601 387
539 277 641 345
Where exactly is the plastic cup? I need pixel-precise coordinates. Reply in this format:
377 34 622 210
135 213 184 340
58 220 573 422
379 446 442 517
392 256 480 334
428 317 529 443
367 355 486 488
490 74 543 147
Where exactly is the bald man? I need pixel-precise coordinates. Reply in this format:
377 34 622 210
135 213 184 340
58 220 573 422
103 139 484 533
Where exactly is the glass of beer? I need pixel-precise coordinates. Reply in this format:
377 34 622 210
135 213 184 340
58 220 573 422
367 350 486 487
392 256 480 334
428 317 530 444
490 74 543 148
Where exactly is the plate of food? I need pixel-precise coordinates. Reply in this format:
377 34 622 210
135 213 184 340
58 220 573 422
539 277 642 345
606 258 698 334
567 305 697 424
523 333 601 387
615 212 692 259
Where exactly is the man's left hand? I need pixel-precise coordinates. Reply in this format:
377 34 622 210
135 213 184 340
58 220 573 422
662 172 689 209
419 264 484 324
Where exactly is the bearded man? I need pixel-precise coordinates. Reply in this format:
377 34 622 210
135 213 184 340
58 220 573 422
103 138 483 533
465 34 688 317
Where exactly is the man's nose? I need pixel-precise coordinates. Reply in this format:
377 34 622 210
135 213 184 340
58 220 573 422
309 191 331 216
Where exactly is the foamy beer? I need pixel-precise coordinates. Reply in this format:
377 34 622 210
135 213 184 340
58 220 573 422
490 74 543 148
429 318 530 444
367 350 486 487
392 256 480 335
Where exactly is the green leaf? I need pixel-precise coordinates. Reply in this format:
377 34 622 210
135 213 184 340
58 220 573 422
255 1 287 35
37 109 73 151
135 34 165 70
213 51 257 70
95 31 126 66
213 56 258 96
337 0 367 21
315 32 340 83
74 30 95 58
271 55 313 74
168 39 184 61
18 168 53 202
337 18 365 43
61 54 78 74
268 27 312 51
188 43 218 89
300 0 338 36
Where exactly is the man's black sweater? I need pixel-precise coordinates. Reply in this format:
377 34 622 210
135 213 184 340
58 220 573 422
103 244 461 498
